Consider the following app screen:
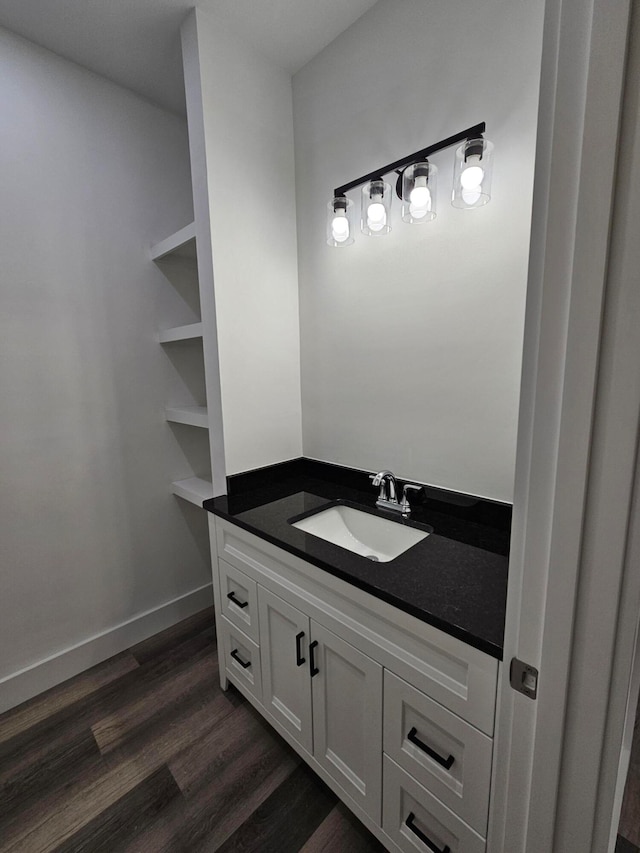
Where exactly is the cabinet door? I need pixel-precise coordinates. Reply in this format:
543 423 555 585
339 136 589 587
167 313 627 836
310 621 383 822
258 586 313 754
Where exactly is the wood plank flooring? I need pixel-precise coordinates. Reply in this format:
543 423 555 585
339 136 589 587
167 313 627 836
619 698 640 852
618 837 640 853
0 609 385 853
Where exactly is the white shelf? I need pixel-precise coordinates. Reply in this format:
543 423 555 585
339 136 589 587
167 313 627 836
150 222 196 261
171 477 213 506
158 322 203 344
165 405 209 428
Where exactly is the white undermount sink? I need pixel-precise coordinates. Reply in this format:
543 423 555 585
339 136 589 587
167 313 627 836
291 504 430 562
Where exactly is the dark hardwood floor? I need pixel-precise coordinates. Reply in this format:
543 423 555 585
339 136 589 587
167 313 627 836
6 607 639 852
618 837 640 853
0 609 385 853
619 697 640 853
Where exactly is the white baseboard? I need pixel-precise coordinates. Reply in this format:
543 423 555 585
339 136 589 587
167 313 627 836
0 583 214 715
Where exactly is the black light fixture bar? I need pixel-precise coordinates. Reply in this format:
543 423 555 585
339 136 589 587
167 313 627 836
333 121 486 198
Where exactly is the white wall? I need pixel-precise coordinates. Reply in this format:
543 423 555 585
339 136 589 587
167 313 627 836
190 9 303 476
294 0 544 502
0 27 212 708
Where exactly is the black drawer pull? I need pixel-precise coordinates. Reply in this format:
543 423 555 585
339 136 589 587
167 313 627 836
227 591 249 609
296 631 306 666
230 648 251 669
407 727 455 770
309 640 319 677
405 812 450 853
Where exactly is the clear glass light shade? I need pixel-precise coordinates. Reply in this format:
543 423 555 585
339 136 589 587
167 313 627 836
451 138 494 209
326 196 355 247
361 179 392 236
402 162 438 224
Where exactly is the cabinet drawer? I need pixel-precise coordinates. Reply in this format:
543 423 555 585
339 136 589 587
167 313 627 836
383 756 485 853
218 616 262 703
384 671 492 835
219 559 259 643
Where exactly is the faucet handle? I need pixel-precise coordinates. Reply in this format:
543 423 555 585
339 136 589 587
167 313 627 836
400 483 423 515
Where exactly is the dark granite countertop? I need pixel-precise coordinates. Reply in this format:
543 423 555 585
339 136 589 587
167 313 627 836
204 462 510 660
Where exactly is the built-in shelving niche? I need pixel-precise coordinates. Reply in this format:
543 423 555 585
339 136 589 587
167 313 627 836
152 223 213 507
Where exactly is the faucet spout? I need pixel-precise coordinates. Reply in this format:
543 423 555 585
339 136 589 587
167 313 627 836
370 470 398 507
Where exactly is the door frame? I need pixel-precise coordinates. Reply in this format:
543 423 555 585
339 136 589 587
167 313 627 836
489 0 640 850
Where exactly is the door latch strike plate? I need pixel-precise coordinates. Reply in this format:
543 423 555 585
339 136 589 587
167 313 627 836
510 657 538 699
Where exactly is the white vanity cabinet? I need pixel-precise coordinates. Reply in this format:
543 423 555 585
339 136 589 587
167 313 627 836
209 515 501 853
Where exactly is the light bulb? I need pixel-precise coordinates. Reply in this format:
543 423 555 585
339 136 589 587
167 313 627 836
452 139 493 209
367 199 387 231
460 162 484 190
409 184 431 210
361 180 391 235
402 164 436 224
331 214 350 243
327 196 354 247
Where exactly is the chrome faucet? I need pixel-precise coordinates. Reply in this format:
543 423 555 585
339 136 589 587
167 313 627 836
370 470 398 511
370 470 422 516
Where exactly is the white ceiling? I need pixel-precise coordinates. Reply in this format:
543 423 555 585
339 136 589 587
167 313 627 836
0 0 378 115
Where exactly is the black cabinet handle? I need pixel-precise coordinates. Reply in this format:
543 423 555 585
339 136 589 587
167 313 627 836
405 812 450 853
227 591 249 609
407 727 455 770
296 631 306 666
230 648 251 669
309 640 319 677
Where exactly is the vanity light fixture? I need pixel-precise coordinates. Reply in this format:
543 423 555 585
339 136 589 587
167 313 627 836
326 122 492 246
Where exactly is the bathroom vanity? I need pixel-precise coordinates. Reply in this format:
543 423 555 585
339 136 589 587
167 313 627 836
204 462 509 853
